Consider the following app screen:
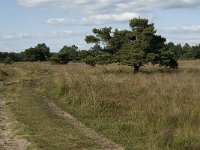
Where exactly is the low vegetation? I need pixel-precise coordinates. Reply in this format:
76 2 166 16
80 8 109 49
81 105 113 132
1 60 200 149
49 61 200 150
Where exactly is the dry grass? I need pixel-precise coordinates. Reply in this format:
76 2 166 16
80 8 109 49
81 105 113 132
1 62 100 150
2 60 200 149
49 60 200 149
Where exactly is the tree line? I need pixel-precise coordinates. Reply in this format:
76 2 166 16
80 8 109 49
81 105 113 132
1 18 200 72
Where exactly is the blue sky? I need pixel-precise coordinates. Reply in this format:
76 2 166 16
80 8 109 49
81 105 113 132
1 0 200 52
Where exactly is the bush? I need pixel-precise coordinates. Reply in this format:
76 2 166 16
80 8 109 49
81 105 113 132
4 56 13 65
85 57 96 67
50 53 69 64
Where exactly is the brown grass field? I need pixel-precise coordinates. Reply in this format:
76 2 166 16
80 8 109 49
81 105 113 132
1 60 200 149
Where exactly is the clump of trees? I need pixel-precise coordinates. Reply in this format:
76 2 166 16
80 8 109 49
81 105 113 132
49 45 102 64
85 18 178 73
50 45 79 64
0 52 21 63
21 43 50 61
3 56 13 65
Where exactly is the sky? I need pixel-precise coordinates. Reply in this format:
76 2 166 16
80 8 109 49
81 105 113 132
1 0 200 52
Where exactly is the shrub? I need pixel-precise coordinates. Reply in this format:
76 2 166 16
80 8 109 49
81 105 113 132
4 56 13 65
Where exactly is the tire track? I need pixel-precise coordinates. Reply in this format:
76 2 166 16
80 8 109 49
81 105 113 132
45 100 124 150
0 97 30 150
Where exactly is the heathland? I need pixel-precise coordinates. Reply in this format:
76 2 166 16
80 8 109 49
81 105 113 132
1 60 200 149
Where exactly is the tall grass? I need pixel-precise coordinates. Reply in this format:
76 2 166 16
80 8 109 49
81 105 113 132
50 60 200 149
1 62 100 150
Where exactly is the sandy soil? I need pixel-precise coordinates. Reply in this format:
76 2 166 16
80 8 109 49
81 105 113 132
0 97 29 150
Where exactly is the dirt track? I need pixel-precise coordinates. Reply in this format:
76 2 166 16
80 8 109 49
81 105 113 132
0 98 123 150
0 67 124 150
0 97 29 150
47 101 124 150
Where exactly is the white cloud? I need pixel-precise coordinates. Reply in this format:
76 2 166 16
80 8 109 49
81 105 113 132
17 0 200 14
81 12 139 24
0 30 74 41
164 34 200 45
46 18 65 24
176 35 200 41
164 25 200 33
46 12 139 25
37 30 74 38
0 33 29 40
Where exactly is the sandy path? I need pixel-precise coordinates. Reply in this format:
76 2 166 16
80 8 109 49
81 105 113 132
46 100 124 150
0 97 29 150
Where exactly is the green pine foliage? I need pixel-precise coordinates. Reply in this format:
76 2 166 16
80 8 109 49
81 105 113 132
85 18 177 73
21 43 50 61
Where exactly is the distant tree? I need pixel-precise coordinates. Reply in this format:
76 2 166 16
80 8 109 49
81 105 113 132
60 45 78 61
35 43 50 60
159 48 178 69
164 42 183 59
50 45 79 64
0 52 5 63
0 52 21 63
77 50 89 61
191 44 200 59
85 57 97 66
181 43 193 59
4 56 12 65
21 43 50 61
50 52 69 64
21 48 41 61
